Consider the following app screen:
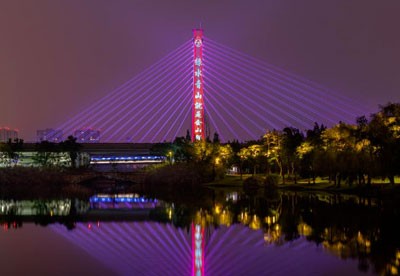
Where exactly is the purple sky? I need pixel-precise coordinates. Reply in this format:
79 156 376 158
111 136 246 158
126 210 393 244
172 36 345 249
1 0 399 141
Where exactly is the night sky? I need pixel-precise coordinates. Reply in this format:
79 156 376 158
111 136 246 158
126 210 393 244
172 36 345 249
1 0 399 141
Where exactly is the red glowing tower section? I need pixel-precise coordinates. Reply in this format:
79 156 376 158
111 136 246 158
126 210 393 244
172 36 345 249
192 29 205 141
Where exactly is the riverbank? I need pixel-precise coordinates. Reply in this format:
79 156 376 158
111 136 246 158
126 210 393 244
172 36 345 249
2 166 400 199
205 174 400 197
0 167 93 199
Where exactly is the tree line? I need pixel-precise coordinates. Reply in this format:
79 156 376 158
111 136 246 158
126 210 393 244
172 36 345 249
2 102 399 186
0 135 81 168
153 102 400 186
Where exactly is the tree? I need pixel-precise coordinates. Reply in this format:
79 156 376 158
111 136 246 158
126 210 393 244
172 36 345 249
192 140 215 164
264 130 284 182
0 138 24 166
213 143 233 179
354 116 376 186
173 136 193 163
185 129 191 142
60 136 81 168
281 127 304 183
33 141 60 167
297 141 315 184
227 139 242 177
297 123 326 184
321 122 359 187
367 103 400 185
239 144 265 175
213 132 220 144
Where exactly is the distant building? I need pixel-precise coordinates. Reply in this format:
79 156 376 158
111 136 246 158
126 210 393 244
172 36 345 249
36 128 63 142
74 128 100 143
0 127 18 142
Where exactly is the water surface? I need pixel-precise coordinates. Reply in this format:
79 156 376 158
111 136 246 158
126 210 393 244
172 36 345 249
1 188 397 275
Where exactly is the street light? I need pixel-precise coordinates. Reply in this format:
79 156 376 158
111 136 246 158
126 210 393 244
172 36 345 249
167 151 173 164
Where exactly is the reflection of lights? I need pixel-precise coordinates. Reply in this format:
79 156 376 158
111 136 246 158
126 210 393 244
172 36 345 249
249 215 260 230
384 249 400 275
297 223 312 237
168 208 173 220
265 211 279 226
90 194 158 204
194 211 203 224
1 199 72 216
214 204 222 215
225 192 238 202
239 212 250 224
166 203 174 220
390 265 398 275
218 210 232 226
264 225 282 244
356 231 371 253
264 233 272 243
265 215 276 225
194 210 213 227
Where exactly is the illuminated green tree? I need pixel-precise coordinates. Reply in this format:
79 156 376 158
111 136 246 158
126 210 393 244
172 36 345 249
264 130 284 182
239 144 265 175
367 103 400 185
192 140 215 163
321 122 360 187
297 123 326 184
354 116 376 186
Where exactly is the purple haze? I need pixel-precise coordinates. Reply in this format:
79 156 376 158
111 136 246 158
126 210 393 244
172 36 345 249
0 0 399 141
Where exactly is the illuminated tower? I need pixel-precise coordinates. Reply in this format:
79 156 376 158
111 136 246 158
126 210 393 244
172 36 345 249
192 29 205 141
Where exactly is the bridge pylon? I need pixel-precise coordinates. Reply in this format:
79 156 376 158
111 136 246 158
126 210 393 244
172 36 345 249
192 29 205 141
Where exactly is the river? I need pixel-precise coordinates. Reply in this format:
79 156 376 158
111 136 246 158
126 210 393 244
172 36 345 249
1 187 397 275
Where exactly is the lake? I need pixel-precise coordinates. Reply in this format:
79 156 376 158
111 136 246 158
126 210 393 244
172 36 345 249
1 188 397 275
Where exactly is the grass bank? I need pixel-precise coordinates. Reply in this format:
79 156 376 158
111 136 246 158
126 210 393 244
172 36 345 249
205 174 400 197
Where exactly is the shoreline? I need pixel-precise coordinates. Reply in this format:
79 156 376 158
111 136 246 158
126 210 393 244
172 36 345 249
1 167 400 199
204 174 400 198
